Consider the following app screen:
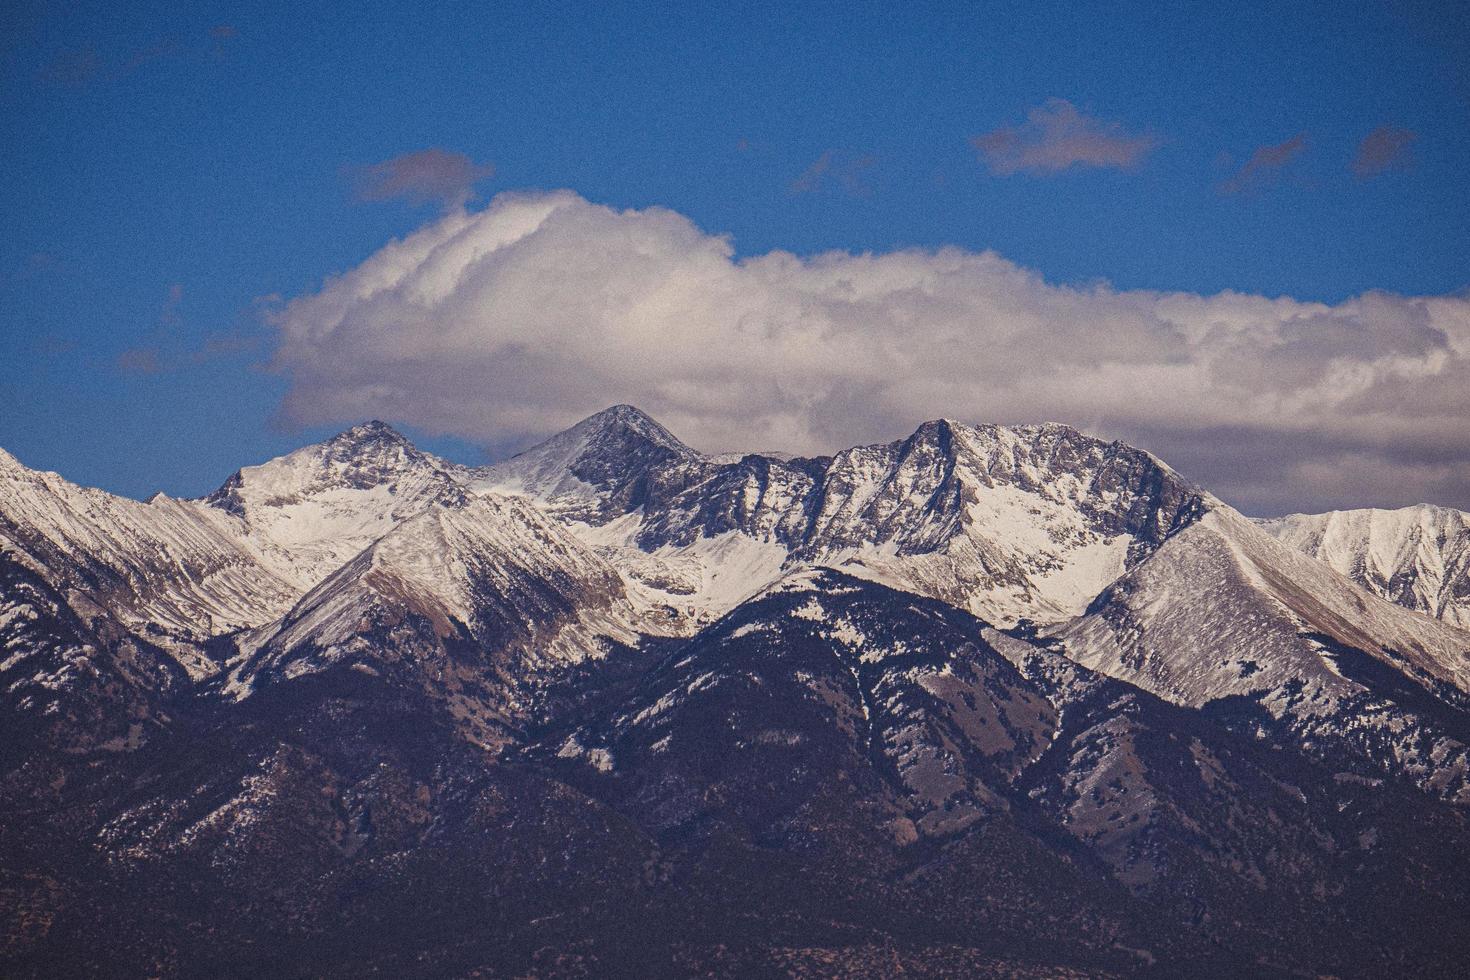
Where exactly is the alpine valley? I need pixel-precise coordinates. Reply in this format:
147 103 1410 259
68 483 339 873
4 406 1470 978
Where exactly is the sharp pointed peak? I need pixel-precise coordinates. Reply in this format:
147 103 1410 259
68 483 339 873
590 404 653 422
579 403 668 431
912 417 967 435
200 419 436 508
561 404 695 454
328 419 414 447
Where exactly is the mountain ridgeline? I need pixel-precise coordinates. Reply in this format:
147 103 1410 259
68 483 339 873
2 408 1470 978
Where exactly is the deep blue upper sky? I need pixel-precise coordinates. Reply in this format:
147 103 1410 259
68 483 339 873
2 0 1467 500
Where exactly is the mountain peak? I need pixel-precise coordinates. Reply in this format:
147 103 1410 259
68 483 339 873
487 405 698 480
326 419 414 451
472 405 702 517
591 403 650 422
222 418 446 499
571 404 692 454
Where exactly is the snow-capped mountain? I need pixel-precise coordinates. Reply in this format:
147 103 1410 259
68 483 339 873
223 492 649 749
6 406 1470 977
1260 504 1470 629
475 406 1210 628
1058 505 1470 800
202 419 475 589
0 445 299 676
481 408 1470 800
535 569 1470 973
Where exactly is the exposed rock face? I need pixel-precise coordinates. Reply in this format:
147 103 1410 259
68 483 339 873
5 408 1470 978
1261 504 1470 629
477 407 1212 627
1059 507 1470 802
203 419 475 589
0 551 179 764
0 447 299 665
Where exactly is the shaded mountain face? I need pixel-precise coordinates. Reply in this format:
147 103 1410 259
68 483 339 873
470 404 703 520
1260 504 1470 629
0 551 179 768
4 407 1470 977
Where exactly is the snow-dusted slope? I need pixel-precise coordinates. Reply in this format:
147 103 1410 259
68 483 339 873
202 420 473 589
8 405 1470 804
470 404 700 519
0 446 298 671
546 568 1415 901
1259 505 1470 629
1058 506 1470 799
226 492 651 747
793 419 1209 625
0 550 180 757
476 408 1209 627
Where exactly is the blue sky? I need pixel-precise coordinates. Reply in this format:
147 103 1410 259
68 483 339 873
1 1 1467 510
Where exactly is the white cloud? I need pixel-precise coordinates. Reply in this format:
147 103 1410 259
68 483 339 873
269 189 1470 514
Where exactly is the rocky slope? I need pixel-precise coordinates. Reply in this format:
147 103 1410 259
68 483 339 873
222 492 652 751
475 406 1210 628
0 447 299 675
537 572 1470 974
1058 506 1470 802
1260 504 1470 629
4 408 1470 977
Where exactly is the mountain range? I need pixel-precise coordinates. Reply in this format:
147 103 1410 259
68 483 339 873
3 406 1470 977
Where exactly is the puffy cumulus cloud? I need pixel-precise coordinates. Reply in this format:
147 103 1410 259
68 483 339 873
970 99 1157 176
269 190 1470 514
350 149 494 210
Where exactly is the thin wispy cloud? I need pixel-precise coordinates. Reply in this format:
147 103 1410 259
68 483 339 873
1220 132 1308 194
350 148 494 210
789 150 876 195
38 26 237 87
4 252 61 284
209 25 238 58
39 46 103 87
116 347 163 375
31 336 77 358
122 36 182 74
970 98 1158 176
190 331 261 365
268 190 1470 514
1352 125 1417 178
113 282 264 376
159 283 184 328
789 152 832 193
